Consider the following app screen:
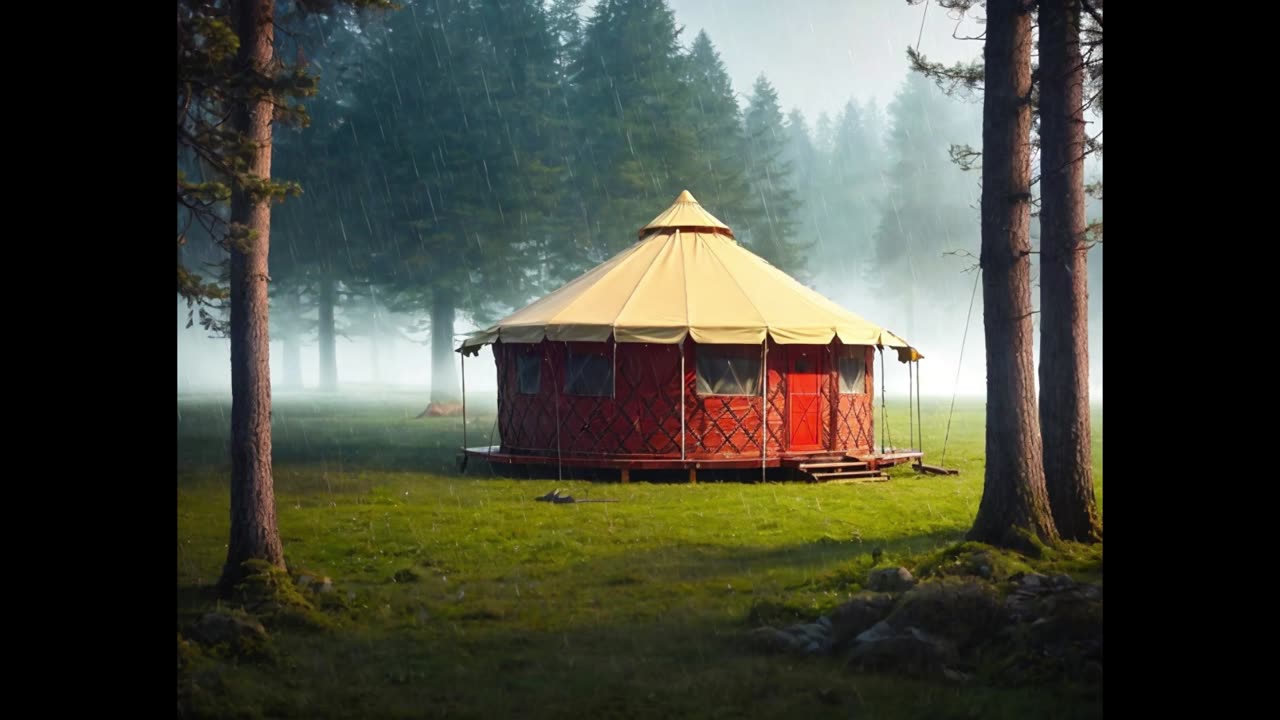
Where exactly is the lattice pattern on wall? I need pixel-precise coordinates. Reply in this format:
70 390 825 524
496 343 559 453
685 341 787 457
498 339 852 459
499 341 685 456
831 345 876 453
822 346 836 449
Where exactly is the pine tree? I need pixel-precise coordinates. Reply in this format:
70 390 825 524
967 0 1060 548
351 0 567 411
742 74 808 276
824 99 884 282
873 74 979 338
682 30 752 226
1038 0 1101 542
177 0 394 594
572 0 703 259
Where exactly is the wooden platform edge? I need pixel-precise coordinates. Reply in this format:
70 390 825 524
913 463 960 476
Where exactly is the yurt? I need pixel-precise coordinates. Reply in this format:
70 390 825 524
457 191 924 481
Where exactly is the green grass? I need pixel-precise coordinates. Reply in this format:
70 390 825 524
178 390 1102 719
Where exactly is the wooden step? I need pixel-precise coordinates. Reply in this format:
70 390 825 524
798 460 869 471
824 475 890 485
811 469 887 480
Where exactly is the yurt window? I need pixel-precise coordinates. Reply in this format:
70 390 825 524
517 354 541 395
565 349 613 396
838 351 867 394
696 346 762 396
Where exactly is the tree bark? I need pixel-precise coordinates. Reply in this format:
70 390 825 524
967 0 1060 548
429 294 461 405
219 0 285 594
318 273 337 391
1038 0 1101 543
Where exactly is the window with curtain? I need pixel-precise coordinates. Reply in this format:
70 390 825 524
696 346 762 396
838 350 867 394
565 349 613 397
517 354 541 395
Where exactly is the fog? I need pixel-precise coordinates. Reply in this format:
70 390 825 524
177 0 1101 405
664 0 985 122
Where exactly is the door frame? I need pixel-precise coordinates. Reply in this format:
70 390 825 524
785 346 825 451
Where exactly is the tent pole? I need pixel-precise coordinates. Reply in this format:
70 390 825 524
908 356 914 452
553 342 562 483
761 340 768 482
680 340 686 462
916 359 923 455
461 352 468 450
880 348 887 454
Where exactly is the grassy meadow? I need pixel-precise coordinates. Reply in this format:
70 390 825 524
177 389 1102 719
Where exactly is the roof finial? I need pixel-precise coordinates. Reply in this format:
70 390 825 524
638 189 732 238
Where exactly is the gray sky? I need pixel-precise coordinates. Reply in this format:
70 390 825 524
663 0 985 121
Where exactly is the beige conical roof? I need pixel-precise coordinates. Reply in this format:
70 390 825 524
638 190 733 238
458 190 919 358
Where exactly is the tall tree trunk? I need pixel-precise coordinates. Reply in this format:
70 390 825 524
967 0 1059 548
369 285 382 385
318 273 337 391
278 290 303 389
1038 0 1101 543
430 295 460 404
219 0 285 594
282 333 303 389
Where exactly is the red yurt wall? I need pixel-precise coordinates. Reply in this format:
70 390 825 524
494 339 875 459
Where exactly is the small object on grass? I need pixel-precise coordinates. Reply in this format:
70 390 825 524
871 547 883 565
913 463 960 476
534 488 619 504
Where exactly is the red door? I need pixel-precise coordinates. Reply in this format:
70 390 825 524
787 349 823 450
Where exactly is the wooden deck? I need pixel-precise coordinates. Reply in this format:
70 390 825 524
458 445 926 482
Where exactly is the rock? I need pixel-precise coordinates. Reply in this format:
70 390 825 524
817 616 832 631
1020 572 1048 590
189 610 270 658
1050 574 1074 589
785 623 833 654
867 567 916 593
888 579 1009 651
420 401 463 417
793 623 829 641
970 552 995 579
848 623 956 674
746 626 802 654
296 573 335 594
855 620 897 644
942 666 971 682
827 593 895 648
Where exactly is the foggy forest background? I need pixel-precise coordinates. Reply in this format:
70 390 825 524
176 0 1102 401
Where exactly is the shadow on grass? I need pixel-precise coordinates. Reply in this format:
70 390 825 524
177 529 1100 720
